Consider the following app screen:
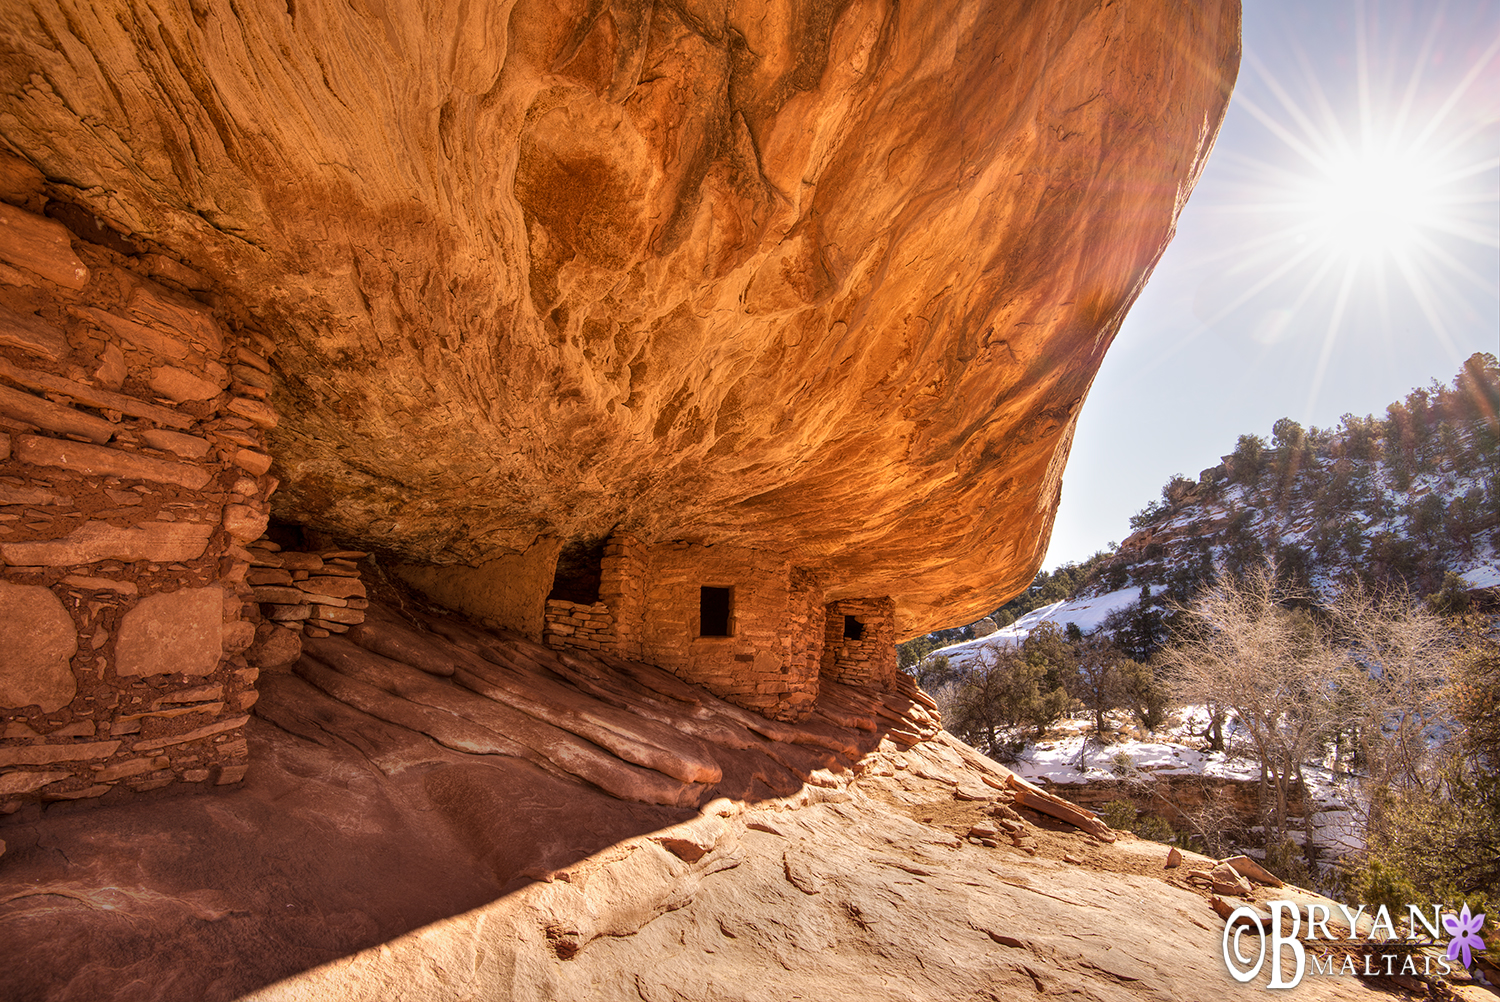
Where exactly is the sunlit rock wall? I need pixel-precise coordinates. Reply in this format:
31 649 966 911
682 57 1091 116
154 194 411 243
0 0 1240 639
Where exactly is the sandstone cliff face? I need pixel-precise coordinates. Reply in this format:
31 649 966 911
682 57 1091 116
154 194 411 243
0 0 1239 636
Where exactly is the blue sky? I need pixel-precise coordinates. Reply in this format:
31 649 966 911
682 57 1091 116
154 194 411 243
1043 0 1500 568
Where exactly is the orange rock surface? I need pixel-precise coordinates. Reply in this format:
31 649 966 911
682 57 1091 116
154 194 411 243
0 598 1415 1002
0 0 1240 634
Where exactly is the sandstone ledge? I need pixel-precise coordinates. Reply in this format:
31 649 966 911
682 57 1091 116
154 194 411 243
0 599 1421 1002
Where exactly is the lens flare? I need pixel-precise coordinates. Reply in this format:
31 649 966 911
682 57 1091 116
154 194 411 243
1166 8 1500 419
1299 150 1441 257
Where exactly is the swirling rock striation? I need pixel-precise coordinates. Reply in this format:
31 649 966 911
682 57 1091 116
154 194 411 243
0 0 1239 635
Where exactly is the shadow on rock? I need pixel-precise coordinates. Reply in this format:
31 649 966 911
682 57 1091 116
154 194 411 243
0 598 940 1001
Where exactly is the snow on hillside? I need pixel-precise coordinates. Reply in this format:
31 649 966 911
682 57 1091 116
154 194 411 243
1011 711 1364 860
1462 563 1500 588
1175 463 1500 600
927 586 1145 668
966 450 1500 649
1013 733 1259 786
991 586 1145 641
911 364 1500 878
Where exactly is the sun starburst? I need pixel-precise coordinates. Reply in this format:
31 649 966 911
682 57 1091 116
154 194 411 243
1165 4 1500 418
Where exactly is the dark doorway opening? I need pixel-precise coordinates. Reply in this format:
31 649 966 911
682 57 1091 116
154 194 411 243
843 615 865 641
700 586 733 637
549 537 607 605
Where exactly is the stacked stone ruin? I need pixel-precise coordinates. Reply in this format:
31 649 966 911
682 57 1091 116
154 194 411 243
246 540 369 638
0 192 905 804
820 598 899 687
0 199 277 809
542 599 615 651
537 535 899 724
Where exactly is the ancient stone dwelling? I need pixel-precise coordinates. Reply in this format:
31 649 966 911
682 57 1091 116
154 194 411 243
0 187 898 803
538 536 898 721
0 3 1251 997
0 197 274 804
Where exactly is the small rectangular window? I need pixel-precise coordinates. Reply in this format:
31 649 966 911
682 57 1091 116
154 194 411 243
700 586 732 637
843 615 864 641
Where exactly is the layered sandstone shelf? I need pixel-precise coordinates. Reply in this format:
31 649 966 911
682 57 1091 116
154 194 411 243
0 0 1241 634
0 597 1403 1002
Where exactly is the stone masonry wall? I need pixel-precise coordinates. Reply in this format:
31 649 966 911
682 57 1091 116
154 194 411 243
621 541 825 722
787 570 827 699
820 597 898 688
246 539 369 639
0 192 277 810
543 598 615 651
598 534 646 660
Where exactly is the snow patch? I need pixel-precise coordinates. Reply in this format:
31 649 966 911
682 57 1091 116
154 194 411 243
928 586 1148 659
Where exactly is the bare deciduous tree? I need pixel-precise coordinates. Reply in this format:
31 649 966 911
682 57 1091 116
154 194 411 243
1327 582 1457 848
1159 564 1340 836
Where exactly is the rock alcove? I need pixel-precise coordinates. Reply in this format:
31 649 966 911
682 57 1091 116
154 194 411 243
0 6 1350 1002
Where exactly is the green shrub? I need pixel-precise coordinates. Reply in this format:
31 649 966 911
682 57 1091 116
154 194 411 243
1360 859 1419 916
1098 798 1174 842
1132 813 1176 843
1262 837 1313 888
1098 799 1139 831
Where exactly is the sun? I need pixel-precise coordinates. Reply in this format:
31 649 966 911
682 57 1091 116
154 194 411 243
1227 34 1497 278
1172 7 1500 416
1298 148 1441 259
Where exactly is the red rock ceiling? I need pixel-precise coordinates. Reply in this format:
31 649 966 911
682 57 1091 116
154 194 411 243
0 0 1240 635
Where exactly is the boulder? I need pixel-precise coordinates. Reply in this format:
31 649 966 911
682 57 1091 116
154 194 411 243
1185 863 1255 898
0 202 89 289
147 365 221 402
14 436 211 490
247 623 303 670
1220 854 1285 888
0 740 120 766
140 429 213 459
116 587 224 677
0 522 214 566
224 504 271 543
0 770 72 795
1209 862 1254 897
0 383 114 443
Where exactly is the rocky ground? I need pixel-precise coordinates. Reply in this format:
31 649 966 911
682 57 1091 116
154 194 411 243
0 599 1488 1001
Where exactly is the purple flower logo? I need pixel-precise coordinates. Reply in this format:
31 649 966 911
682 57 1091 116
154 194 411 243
1443 905 1486 968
